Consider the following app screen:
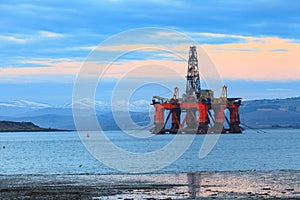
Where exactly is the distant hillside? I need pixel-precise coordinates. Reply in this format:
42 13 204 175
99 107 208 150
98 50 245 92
240 97 300 128
0 97 299 130
0 121 65 132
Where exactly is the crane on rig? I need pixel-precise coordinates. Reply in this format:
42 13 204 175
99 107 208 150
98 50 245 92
172 87 179 100
151 46 243 134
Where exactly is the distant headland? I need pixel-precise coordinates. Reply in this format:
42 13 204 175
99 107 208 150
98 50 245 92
0 121 67 132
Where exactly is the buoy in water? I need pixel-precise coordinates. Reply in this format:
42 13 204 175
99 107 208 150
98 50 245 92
2 145 6 149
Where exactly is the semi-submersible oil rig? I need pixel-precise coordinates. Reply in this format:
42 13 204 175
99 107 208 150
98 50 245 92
151 46 243 134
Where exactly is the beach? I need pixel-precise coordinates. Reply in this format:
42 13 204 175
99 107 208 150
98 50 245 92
1 170 299 199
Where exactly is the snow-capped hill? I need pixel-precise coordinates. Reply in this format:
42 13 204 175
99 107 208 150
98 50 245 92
111 99 151 112
0 102 15 107
0 100 53 117
13 100 51 108
130 100 151 112
66 98 108 110
0 98 152 117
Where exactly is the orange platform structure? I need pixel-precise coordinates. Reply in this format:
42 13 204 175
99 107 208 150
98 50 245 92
151 46 243 134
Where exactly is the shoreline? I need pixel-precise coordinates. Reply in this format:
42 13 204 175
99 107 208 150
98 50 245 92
1 170 299 199
0 129 71 133
1 168 299 176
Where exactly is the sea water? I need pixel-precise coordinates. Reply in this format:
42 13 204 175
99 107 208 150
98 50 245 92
0 129 299 174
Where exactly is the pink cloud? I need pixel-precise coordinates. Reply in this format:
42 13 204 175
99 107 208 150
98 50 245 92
204 37 300 80
1 34 299 82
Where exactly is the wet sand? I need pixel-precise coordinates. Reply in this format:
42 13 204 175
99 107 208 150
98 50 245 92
1 170 299 199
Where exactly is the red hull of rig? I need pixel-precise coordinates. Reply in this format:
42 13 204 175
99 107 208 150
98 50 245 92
151 46 243 134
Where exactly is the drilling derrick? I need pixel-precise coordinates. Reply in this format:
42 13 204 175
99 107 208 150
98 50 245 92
183 46 201 132
151 46 243 134
186 46 201 97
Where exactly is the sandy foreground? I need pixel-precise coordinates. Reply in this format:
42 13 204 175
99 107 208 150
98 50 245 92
0 170 299 199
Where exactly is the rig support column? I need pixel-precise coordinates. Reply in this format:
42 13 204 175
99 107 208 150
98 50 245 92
152 104 165 134
185 108 197 132
197 102 210 134
212 103 226 133
171 107 181 134
229 103 242 133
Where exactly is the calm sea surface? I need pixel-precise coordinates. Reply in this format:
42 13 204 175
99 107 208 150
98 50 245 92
0 129 299 175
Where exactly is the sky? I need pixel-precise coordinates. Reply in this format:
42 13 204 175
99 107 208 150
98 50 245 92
0 0 300 105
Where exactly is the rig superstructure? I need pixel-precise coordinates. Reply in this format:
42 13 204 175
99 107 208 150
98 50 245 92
151 46 243 134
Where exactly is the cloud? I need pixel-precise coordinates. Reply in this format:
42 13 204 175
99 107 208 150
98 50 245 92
20 58 78 67
0 58 81 83
89 31 299 55
38 31 65 38
69 46 97 51
202 36 297 52
1 0 299 40
0 30 66 46
0 35 26 43
1 31 300 83
1 0 300 83
265 88 292 92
